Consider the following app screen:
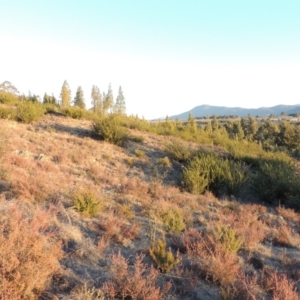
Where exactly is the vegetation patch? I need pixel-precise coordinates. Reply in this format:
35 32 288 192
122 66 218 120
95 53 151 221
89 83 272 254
92 115 129 146
72 189 102 217
16 101 46 123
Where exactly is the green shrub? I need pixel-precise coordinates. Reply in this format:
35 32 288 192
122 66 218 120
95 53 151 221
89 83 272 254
129 135 144 143
160 208 185 232
134 149 145 157
213 225 243 253
150 238 180 273
61 107 86 119
251 160 298 204
182 152 225 194
0 91 18 104
0 106 16 119
165 140 193 162
43 103 59 114
92 115 129 146
182 151 248 196
16 101 46 123
158 156 171 167
72 189 102 217
224 161 248 196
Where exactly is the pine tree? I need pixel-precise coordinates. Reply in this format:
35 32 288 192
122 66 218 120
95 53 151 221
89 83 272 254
103 83 114 113
74 86 85 109
60 80 71 108
51 94 58 105
211 115 219 131
91 85 103 115
43 93 51 104
115 86 126 114
187 113 197 133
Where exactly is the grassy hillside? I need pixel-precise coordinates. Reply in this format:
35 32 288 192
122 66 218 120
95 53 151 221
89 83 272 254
1 108 300 299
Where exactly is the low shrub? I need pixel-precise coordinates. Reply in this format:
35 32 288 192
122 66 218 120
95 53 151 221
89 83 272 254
212 225 243 253
43 103 59 114
129 135 145 143
225 160 248 196
0 106 16 119
134 149 145 157
251 160 299 204
160 208 185 232
72 189 102 217
165 140 193 162
0 91 18 104
92 115 129 146
158 156 171 167
16 101 45 123
61 107 86 119
150 238 180 273
182 152 248 196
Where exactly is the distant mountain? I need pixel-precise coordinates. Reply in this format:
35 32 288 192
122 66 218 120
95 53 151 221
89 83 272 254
167 104 300 120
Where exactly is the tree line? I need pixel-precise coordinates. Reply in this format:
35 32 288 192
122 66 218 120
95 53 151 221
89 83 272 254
0 80 126 116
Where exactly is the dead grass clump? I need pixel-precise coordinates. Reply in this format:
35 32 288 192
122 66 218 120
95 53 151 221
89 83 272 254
271 225 299 248
184 228 240 286
102 252 171 300
225 210 267 251
277 206 300 223
119 177 149 198
221 271 260 300
96 213 141 246
0 205 62 299
10 168 51 202
70 283 105 300
262 270 300 300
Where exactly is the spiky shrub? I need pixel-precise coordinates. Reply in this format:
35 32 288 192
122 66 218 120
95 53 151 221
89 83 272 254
165 140 193 162
212 225 243 253
16 101 46 123
251 160 299 204
72 189 102 217
150 238 180 273
92 115 129 146
160 208 185 232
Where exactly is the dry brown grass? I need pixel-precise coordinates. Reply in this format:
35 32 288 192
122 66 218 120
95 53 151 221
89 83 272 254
102 252 171 300
184 228 241 286
0 204 62 299
94 213 141 246
1 114 300 299
262 269 300 300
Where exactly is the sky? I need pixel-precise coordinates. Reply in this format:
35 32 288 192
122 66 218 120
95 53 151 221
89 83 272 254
1 0 299 119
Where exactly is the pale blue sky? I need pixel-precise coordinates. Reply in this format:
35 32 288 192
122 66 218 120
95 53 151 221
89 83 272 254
1 0 299 118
